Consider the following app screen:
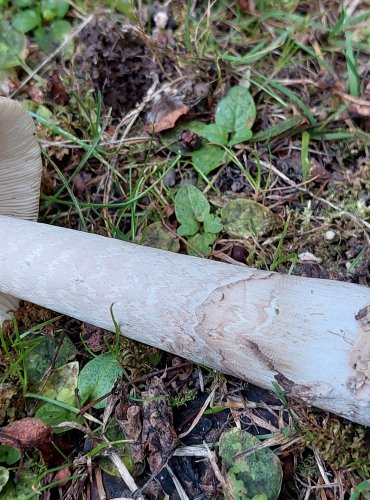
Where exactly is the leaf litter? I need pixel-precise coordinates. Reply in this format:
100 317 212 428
0 0 370 499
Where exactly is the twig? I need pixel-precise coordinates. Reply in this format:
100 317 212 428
178 386 217 439
106 450 144 499
203 441 234 499
166 465 190 500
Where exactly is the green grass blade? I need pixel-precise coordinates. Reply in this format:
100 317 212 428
345 31 360 97
301 131 310 181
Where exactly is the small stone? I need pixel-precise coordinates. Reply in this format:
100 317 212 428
298 251 322 263
325 230 336 241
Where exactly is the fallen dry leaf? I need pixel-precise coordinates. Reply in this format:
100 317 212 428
0 417 52 450
147 105 189 133
0 417 64 469
116 404 145 465
53 467 71 484
48 71 70 105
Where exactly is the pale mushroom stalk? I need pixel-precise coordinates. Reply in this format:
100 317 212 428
0 98 369 426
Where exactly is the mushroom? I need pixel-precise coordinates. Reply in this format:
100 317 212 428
0 97 369 425
0 97 42 323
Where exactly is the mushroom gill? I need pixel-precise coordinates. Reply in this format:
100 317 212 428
0 97 42 323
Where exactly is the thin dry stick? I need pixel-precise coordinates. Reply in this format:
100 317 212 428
166 465 190 500
203 441 234 499
178 386 217 439
95 467 107 500
106 450 144 500
11 14 94 98
344 0 362 17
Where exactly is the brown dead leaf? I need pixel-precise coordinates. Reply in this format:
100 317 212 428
0 417 52 450
116 404 145 465
239 0 256 14
147 105 189 133
48 72 69 105
53 467 71 484
141 377 178 474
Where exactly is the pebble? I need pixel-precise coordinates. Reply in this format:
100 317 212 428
324 230 336 241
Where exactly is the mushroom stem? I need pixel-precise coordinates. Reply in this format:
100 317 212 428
0 215 369 425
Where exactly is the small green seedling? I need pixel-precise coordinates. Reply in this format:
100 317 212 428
8 0 72 53
191 85 256 176
175 184 223 257
200 85 256 147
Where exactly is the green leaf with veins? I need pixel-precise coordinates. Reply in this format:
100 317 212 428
143 221 180 252
0 20 27 68
204 213 223 233
78 353 123 409
175 184 210 229
215 85 256 133
200 123 228 145
177 219 199 237
188 232 216 257
12 9 41 33
191 144 226 175
41 0 69 21
229 128 253 147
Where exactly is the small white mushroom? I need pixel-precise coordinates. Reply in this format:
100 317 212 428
0 97 42 322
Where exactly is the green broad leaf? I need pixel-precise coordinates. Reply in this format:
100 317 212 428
177 219 199 237
191 144 226 175
0 446 21 466
25 334 77 386
35 362 80 431
12 9 41 33
228 128 253 147
35 20 72 56
200 123 228 146
49 19 71 41
41 0 69 21
221 199 278 239
175 184 210 227
0 21 27 69
35 403 80 433
187 232 216 257
0 467 9 493
78 353 123 409
203 213 223 234
252 116 303 143
35 362 79 404
215 86 256 133
143 221 180 252
0 470 39 499
219 428 283 500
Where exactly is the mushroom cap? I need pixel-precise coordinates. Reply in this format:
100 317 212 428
0 97 42 322
0 97 42 220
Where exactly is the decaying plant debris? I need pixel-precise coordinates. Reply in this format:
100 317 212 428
0 0 370 499
72 14 211 126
